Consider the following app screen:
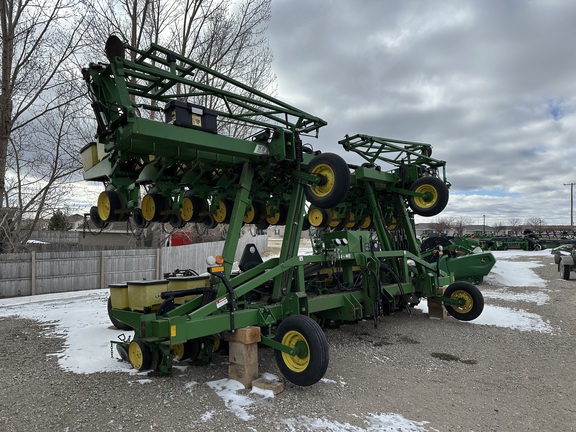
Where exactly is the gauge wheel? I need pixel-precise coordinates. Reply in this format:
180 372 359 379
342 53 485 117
90 206 109 229
345 212 357 229
169 213 186 229
131 207 149 228
327 209 347 230
97 191 125 222
173 340 201 362
386 216 398 231
563 264 571 280
356 214 372 230
181 194 208 223
255 219 270 230
274 315 329 387
304 153 350 209
202 214 219 229
407 177 449 217
141 193 169 222
213 199 234 224
243 201 266 224
308 208 330 228
107 297 131 330
266 204 288 225
443 282 484 321
128 338 152 371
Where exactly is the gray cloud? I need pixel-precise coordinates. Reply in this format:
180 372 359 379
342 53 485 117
267 0 576 226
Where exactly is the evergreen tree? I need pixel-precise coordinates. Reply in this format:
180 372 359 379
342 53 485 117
48 210 71 231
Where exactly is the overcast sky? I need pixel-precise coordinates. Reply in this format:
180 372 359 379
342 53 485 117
266 0 576 227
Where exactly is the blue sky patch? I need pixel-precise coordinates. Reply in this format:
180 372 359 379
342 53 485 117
547 99 564 121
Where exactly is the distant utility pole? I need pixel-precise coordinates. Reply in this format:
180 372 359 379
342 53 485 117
564 183 575 231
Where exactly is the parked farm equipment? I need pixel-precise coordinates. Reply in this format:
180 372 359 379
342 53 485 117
81 36 486 386
420 235 496 284
552 245 576 280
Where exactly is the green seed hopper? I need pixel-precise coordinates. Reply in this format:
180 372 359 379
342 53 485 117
82 36 486 386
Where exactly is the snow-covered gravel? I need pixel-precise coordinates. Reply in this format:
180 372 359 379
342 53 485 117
1 249 574 431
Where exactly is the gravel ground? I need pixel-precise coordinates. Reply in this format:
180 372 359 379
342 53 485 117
1 252 575 431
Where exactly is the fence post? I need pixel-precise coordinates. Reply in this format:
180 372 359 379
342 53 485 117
156 247 162 279
101 250 106 289
31 251 36 296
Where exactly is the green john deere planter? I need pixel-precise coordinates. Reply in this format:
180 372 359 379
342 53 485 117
82 35 488 386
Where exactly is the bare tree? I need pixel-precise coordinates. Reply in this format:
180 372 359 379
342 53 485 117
430 217 454 236
525 217 546 234
0 0 89 251
451 217 470 236
492 221 506 236
508 217 522 235
83 0 274 136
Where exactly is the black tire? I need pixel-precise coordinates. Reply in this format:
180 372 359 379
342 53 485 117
255 219 270 230
202 214 219 229
408 177 449 217
169 213 186 229
274 315 329 386
173 340 200 362
563 264 571 280
266 204 288 225
142 193 169 222
131 207 149 228
420 236 453 253
243 201 266 224
305 153 350 209
97 191 124 222
443 282 484 321
128 338 152 371
213 199 234 224
90 206 109 229
181 194 208 223
107 296 131 330
307 207 330 228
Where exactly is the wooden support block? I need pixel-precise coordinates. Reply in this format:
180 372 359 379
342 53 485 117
227 326 261 344
427 298 448 319
228 363 259 388
229 341 258 366
427 287 448 319
252 377 284 395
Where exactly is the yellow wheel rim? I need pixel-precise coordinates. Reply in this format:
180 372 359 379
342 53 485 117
266 205 280 225
387 216 397 231
129 341 145 369
345 212 356 228
141 194 158 221
213 200 228 223
359 214 372 229
328 209 341 228
413 184 438 209
308 208 326 227
281 330 310 373
181 196 194 222
172 343 185 361
310 163 335 198
212 335 221 352
449 290 474 314
97 192 112 221
243 204 256 224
